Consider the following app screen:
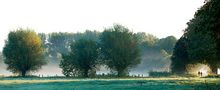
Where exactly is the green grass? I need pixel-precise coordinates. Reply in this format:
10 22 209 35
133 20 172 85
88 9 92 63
0 77 220 90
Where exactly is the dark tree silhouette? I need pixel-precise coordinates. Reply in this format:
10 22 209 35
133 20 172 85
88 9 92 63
171 37 189 74
184 0 220 74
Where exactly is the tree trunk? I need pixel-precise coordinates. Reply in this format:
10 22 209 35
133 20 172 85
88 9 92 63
21 70 26 77
83 69 89 77
117 71 123 77
117 69 127 77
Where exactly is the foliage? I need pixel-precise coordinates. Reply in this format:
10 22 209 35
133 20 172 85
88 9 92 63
47 32 73 58
73 30 100 42
184 0 220 73
156 36 177 54
47 31 100 63
60 39 99 77
100 24 140 77
171 37 189 74
133 33 176 74
3 28 46 77
59 54 79 77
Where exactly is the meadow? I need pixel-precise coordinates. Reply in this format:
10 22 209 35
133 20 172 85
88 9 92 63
0 77 220 90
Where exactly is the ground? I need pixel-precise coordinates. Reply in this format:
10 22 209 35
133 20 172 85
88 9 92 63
0 77 220 90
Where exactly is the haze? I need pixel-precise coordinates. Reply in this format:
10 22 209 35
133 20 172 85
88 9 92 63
0 0 204 50
0 0 205 76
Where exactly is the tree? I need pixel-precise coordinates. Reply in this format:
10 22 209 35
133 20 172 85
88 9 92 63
184 0 220 73
100 24 140 77
73 30 100 42
135 32 159 50
171 37 189 74
60 39 99 77
38 33 50 57
59 54 79 77
47 31 100 64
48 32 73 58
156 36 177 54
3 28 46 77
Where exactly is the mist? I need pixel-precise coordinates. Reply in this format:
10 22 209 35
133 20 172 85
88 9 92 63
0 32 176 77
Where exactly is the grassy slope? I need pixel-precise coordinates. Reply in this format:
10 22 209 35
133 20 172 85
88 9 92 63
0 78 220 90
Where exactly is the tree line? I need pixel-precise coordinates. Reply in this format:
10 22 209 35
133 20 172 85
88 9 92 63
1 0 220 77
1 24 177 77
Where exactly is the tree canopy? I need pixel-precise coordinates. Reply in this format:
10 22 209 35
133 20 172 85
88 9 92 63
48 32 73 58
183 0 220 73
60 39 99 77
170 0 220 74
3 29 46 77
100 24 140 77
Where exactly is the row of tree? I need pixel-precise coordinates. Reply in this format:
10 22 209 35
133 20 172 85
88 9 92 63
1 24 177 77
60 25 141 77
2 25 141 77
38 25 176 77
3 30 46 77
171 0 220 74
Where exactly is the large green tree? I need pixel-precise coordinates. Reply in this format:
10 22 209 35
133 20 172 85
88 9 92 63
184 0 220 73
3 29 46 77
59 54 79 77
171 37 189 74
100 24 140 77
60 39 99 77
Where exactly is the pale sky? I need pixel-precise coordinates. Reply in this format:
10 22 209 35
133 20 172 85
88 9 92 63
0 0 205 51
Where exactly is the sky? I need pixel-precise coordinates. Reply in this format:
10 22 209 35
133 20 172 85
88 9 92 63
0 0 205 51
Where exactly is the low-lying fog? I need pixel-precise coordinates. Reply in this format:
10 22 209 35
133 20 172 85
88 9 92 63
0 48 171 77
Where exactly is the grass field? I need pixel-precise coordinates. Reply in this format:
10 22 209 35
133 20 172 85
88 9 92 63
0 77 220 90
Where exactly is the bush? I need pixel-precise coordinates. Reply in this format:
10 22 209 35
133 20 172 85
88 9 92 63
149 71 172 77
